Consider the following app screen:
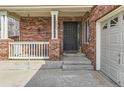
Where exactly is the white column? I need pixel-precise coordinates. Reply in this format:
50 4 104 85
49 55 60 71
51 14 54 39
51 11 59 39
0 11 8 39
0 15 4 38
55 13 58 39
4 15 8 39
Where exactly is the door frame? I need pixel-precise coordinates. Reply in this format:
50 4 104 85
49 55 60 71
63 21 81 52
96 6 124 70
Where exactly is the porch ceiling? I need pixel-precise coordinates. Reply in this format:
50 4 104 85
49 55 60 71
0 5 93 17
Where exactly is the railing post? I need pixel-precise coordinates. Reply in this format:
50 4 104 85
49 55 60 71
0 39 14 60
49 39 61 61
49 11 60 60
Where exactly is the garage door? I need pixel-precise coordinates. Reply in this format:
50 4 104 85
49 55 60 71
101 12 124 86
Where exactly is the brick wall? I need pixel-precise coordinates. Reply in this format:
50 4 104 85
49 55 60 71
0 39 14 60
20 16 83 59
49 39 61 60
20 17 51 41
20 17 82 41
82 5 119 67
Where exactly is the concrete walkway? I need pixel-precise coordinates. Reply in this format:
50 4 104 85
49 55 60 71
0 60 45 87
25 53 118 87
0 53 118 87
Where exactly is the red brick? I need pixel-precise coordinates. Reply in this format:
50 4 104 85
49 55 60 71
83 5 119 68
0 39 14 60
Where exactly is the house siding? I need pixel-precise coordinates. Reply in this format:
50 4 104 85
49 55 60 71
82 5 119 68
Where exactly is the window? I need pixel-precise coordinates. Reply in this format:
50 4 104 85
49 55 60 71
103 23 108 30
83 19 89 44
110 17 118 27
8 17 19 37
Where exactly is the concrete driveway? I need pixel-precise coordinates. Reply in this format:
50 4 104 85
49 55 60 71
25 69 118 87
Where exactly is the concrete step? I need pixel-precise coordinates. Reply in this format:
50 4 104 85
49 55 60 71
62 64 94 70
63 61 91 65
63 53 85 57
40 61 62 69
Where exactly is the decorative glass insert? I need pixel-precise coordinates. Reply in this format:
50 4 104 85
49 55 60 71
103 23 108 30
110 17 118 27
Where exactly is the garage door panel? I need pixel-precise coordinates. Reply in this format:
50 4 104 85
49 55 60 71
101 58 107 73
118 24 124 30
121 53 124 64
101 49 110 58
101 55 109 64
109 44 121 51
121 44 124 52
109 66 119 83
109 32 121 44
109 50 120 65
109 26 120 33
119 72 124 86
101 49 106 57
101 59 110 76
122 32 124 44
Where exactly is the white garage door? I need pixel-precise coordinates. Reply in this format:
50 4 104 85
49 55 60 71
101 12 124 86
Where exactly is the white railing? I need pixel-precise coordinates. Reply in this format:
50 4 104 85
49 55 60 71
9 41 49 59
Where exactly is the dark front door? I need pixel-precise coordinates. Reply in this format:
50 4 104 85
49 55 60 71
64 22 78 52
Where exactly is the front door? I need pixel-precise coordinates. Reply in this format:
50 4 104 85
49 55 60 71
63 22 78 52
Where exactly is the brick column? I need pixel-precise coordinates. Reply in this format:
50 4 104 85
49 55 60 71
49 39 61 61
0 39 14 61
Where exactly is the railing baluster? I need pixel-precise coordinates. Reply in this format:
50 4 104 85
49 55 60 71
25 44 26 57
15 44 17 57
44 44 45 57
24 44 25 57
39 44 40 57
34 44 35 57
46 44 49 56
36 44 38 57
9 44 12 57
28 44 30 57
21 44 22 58
41 44 42 57
8 42 49 59
31 44 32 57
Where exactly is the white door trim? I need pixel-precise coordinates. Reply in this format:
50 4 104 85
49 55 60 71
96 6 124 70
